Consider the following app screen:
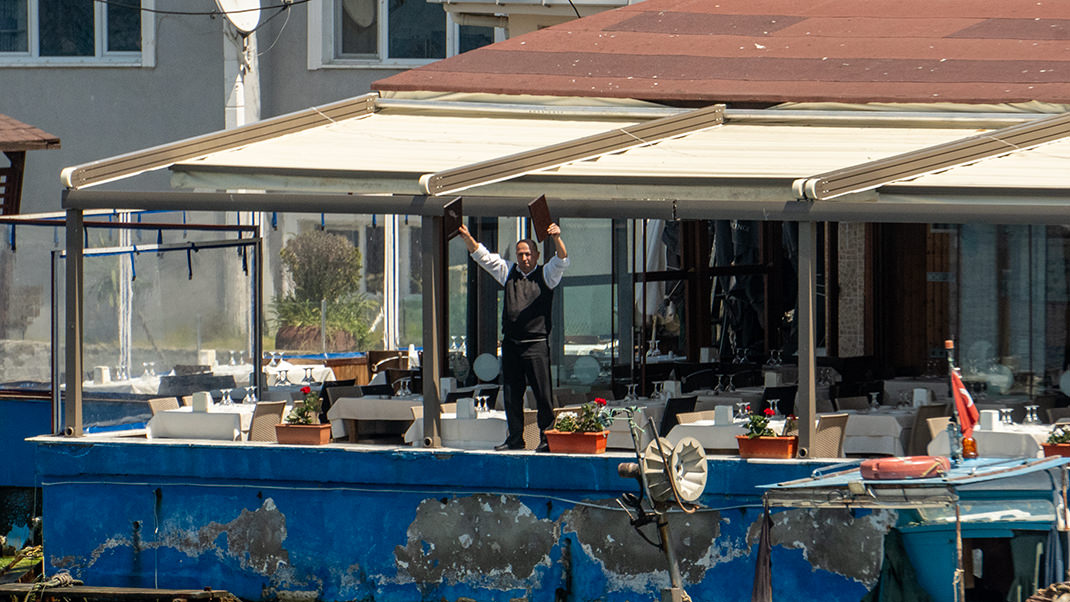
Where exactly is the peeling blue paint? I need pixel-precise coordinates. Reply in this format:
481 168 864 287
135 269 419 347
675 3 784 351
35 439 873 601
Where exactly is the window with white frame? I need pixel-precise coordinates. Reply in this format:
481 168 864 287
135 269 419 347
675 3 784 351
309 0 497 68
0 0 154 66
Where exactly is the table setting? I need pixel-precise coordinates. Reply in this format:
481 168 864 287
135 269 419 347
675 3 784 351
929 405 1050 458
146 399 258 441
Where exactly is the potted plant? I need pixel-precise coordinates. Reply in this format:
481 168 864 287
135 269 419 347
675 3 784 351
1042 424 1070 457
736 407 798 459
545 398 614 454
275 385 332 445
272 230 377 352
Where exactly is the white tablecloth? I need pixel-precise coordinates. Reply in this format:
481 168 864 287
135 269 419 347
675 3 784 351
326 395 422 421
929 424 1050 458
666 418 786 453
405 411 508 449
146 404 256 441
263 361 335 386
835 409 915 456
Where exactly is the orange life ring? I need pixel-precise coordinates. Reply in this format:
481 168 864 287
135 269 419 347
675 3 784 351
860 456 950 480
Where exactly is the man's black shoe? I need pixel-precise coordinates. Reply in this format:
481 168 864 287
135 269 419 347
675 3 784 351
534 442 551 453
495 442 523 451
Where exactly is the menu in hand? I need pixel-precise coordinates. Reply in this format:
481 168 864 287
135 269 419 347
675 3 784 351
528 194 551 242
444 196 462 240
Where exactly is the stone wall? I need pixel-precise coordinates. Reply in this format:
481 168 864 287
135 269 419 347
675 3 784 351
837 223 867 357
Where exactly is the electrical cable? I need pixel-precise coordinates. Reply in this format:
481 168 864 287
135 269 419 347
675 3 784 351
93 0 311 17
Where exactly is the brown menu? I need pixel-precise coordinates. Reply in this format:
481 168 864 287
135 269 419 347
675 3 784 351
528 195 551 242
444 196 462 240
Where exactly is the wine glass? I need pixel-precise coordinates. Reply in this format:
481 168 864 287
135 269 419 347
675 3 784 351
867 392 880 412
625 384 638 401
229 351 237 366
221 388 233 405
242 386 257 403
726 373 736 393
999 408 1012 425
302 367 315 385
1024 405 1039 425
735 402 747 421
277 369 291 386
270 352 281 368
769 398 780 416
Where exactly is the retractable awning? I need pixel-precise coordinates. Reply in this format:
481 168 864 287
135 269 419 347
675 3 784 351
61 96 1070 225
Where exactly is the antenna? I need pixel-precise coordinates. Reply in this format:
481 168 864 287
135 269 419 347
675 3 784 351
215 0 261 34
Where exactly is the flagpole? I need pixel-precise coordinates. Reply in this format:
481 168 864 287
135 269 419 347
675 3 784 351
945 339 978 460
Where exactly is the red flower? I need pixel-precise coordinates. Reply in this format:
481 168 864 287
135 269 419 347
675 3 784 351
594 398 607 406
301 386 311 395
763 408 775 416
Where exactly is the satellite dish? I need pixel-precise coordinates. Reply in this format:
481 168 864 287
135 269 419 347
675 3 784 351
215 0 261 34
640 437 707 503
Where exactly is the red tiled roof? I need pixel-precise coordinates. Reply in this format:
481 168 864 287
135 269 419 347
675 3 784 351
373 0 1070 105
0 114 60 151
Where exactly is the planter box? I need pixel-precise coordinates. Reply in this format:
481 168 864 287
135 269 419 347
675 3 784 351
736 435 798 459
276 423 332 445
545 429 608 454
1042 443 1070 458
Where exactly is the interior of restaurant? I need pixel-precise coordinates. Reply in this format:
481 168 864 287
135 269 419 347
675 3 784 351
2 205 1067 454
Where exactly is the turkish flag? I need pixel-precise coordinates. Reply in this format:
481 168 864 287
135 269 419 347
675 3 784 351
951 369 980 438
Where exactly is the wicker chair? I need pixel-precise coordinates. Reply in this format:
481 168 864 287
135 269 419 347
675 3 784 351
908 404 951 455
248 401 287 442
812 413 849 458
676 410 718 424
148 397 180 415
927 416 951 440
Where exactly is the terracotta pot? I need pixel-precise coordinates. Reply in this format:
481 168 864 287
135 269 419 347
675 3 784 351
545 429 608 454
1042 443 1070 458
275 423 332 445
736 435 798 459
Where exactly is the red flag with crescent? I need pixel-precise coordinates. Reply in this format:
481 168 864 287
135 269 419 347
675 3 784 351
951 369 979 438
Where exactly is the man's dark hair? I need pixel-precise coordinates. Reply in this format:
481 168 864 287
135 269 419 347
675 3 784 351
516 239 539 255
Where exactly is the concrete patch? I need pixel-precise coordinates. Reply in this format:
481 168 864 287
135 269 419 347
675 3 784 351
52 497 290 579
394 494 556 589
749 508 895 585
562 500 734 591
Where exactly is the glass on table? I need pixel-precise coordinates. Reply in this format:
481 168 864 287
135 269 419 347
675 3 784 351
301 367 315 385
769 398 780 416
625 384 638 401
242 386 257 403
867 392 880 412
221 388 233 405
1023 405 1039 425
734 402 747 421
999 408 1013 425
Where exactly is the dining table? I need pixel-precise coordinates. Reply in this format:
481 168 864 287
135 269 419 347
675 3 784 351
404 410 508 450
928 423 1051 458
831 407 916 456
146 403 257 441
326 394 423 441
666 417 787 454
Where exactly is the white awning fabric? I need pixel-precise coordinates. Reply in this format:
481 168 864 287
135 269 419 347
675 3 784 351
168 103 1070 205
60 96 1070 221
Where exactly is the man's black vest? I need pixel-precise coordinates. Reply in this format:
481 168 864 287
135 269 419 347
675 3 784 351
502 264 553 341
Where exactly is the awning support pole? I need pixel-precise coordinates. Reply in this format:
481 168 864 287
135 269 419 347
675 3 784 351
64 206 84 437
420 215 443 447
798 220 817 455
